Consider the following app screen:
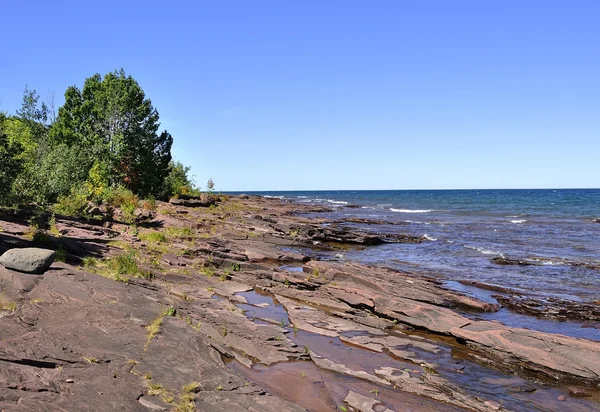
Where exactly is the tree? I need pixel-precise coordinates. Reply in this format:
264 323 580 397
206 178 215 193
16 86 48 125
161 161 197 198
50 69 173 197
0 116 24 204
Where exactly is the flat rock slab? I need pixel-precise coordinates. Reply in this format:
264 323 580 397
0 247 56 274
344 390 392 412
451 321 600 382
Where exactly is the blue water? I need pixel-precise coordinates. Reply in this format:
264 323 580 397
233 189 600 339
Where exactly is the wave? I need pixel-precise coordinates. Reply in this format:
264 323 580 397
327 199 349 205
390 208 433 213
423 234 437 241
464 245 504 258
297 196 309 198
263 195 285 199
511 219 527 224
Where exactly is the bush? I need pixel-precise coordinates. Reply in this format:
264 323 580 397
102 186 139 223
54 185 89 218
161 161 200 199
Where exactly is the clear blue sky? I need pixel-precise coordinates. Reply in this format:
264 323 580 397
1 1 598 190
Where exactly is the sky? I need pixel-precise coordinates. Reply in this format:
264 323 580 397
1 1 599 191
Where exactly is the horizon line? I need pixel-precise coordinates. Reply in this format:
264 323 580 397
221 187 600 193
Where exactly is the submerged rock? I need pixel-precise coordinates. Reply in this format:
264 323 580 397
491 257 537 266
0 248 56 274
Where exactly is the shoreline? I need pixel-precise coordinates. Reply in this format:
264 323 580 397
0 195 599 411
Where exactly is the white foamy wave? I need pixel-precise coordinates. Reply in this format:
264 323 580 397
389 208 433 213
297 196 309 198
465 245 504 257
510 219 527 224
263 195 285 199
538 260 565 266
327 199 349 205
423 234 437 241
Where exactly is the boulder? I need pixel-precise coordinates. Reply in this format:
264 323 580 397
0 248 56 274
169 194 217 208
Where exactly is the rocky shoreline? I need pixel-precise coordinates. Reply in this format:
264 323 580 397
0 195 599 411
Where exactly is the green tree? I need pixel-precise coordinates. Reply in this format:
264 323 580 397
0 116 24 204
16 86 48 125
50 69 173 197
161 161 197 197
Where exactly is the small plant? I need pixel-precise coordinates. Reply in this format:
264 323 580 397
202 267 215 278
206 178 215 194
0 300 17 312
370 388 379 397
279 318 286 328
55 246 67 262
140 197 157 211
339 406 348 412
165 227 194 237
147 383 174 404
49 214 61 237
146 314 165 347
82 256 99 268
139 230 167 243
83 356 99 363
110 251 139 275
303 345 309 353
174 382 200 412
166 305 177 317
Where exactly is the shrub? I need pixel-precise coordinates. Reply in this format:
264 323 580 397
102 186 139 223
139 230 167 243
54 185 89 218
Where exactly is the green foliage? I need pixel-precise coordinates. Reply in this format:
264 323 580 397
0 123 24 204
50 69 172 197
139 230 167 243
162 161 198 198
206 178 215 193
110 251 139 275
54 247 67 262
86 161 111 203
2 74 176 207
81 250 153 282
12 141 92 205
166 305 177 317
55 185 89 218
17 86 48 125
